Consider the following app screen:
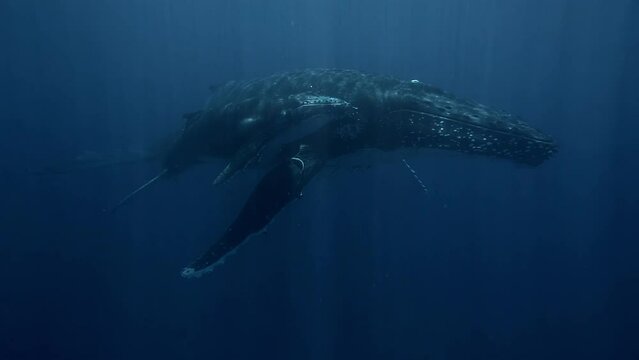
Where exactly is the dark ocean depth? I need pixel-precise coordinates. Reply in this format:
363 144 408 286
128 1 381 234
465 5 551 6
1 1 638 359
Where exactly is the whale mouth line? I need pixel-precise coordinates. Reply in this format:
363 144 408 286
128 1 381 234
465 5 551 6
391 109 556 145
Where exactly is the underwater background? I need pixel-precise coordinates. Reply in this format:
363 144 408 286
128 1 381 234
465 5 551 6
1 0 638 359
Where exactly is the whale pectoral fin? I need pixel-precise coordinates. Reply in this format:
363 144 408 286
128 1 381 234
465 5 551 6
182 144 324 278
213 140 265 185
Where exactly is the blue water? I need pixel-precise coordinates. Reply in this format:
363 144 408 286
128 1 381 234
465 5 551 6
1 1 638 359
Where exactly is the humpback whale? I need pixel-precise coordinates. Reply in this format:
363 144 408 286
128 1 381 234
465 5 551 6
114 69 557 278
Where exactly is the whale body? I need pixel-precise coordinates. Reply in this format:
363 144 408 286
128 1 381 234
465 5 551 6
119 69 557 277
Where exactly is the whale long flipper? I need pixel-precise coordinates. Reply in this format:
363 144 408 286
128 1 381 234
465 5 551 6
182 143 325 278
213 139 266 185
107 169 168 214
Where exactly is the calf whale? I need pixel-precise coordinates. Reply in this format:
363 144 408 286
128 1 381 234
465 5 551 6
114 69 557 278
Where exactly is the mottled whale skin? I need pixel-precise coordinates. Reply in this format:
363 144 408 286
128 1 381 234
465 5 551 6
159 69 556 278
